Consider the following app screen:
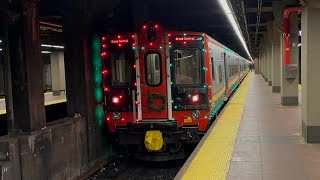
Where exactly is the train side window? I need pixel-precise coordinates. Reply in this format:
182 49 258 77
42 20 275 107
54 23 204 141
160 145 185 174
211 57 215 81
145 53 161 86
218 65 222 83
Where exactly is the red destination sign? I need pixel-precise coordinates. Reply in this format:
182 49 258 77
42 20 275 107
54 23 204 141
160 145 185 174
174 36 203 41
111 39 129 44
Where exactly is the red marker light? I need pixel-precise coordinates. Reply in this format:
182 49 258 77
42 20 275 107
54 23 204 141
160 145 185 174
168 33 171 37
132 43 136 46
118 44 122 47
102 37 106 41
107 117 110 121
155 24 158 28
135 101 138 105
132 35 135 38
118 35 121 39
121 118 125 121
183 41 187 45
134 82 137 86
133 65 136 68
112 96 120 104
143 25 147 29
192 94 200 103
119 95 123 99
104 87 109 92
101 52 107 57
102 44 107 48
169 42 172 45
102 70 108 74
150 42 153 46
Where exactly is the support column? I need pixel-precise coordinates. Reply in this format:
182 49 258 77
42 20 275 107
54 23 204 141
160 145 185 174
50 51 66 95
262 35 269 82
6 0 45 132
254 57 259 74
281 12 299 106
267 21 273 86
271 1 283 93
302 0 320 142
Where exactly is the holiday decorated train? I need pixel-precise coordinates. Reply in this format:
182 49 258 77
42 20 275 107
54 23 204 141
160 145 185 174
101 22 249 160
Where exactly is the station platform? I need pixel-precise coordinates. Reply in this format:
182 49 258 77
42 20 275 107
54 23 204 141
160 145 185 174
175 72 320 180
0 92 66 115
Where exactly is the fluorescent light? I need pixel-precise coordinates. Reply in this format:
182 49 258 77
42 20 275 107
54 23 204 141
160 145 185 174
41 51 51 54
52 45 64 49
218 0 252 60
299 30 301 36
41 44 64 49
41 44 53 47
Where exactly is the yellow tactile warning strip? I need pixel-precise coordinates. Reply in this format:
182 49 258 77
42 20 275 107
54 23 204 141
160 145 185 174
177 72 253 180
44 99 67 106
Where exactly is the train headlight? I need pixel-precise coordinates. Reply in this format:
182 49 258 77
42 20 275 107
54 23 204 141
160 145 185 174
192 110 200 119
112 112 121 120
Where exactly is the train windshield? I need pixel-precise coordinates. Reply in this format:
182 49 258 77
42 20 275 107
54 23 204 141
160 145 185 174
173 49 201 85
109 51 134 86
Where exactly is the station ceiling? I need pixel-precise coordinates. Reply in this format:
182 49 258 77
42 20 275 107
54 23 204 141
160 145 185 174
38 0 300 59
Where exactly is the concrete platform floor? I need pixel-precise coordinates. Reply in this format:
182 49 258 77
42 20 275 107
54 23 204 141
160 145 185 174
0 92 66 115
228 74 320 180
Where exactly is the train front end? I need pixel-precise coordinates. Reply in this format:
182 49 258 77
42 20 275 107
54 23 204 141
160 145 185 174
103 24 211 161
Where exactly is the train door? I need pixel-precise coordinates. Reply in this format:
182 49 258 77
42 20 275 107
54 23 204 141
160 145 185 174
136 23 169 120
139 50 168 120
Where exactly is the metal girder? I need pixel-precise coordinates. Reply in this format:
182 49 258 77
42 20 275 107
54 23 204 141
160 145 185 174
246 7 273 13
247 22 267 27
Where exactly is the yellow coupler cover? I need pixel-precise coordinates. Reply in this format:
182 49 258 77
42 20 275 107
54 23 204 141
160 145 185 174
144 130 163 151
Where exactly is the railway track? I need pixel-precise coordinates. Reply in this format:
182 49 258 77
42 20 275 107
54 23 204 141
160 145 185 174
86 151 185 180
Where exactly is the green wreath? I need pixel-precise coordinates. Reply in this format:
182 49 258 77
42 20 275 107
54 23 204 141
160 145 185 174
148 93 167 112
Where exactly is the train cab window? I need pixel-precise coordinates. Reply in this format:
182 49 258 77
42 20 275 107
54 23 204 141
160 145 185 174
173 49 201 85
218 65 223 83
145 53 161 86
110 52 133 86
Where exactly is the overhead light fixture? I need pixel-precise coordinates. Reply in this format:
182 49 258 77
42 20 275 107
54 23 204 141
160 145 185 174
0 40 2 43
52 45 64 49
298 43 301 47
217 0 252 60
41 44 64 49
41 51 51 54
41 44 53 47
0 48 2 51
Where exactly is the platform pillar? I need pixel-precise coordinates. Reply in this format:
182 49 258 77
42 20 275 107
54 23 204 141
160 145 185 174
267 22 273 86
50 51 66 95
6 0 45 133
301 0 320 142
271 2 284 93
254 57 259 74
262 35 269 82
281 12 299 106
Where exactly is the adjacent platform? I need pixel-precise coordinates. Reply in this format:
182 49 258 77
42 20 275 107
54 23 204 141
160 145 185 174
0 92 66 115
176 73 320 180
